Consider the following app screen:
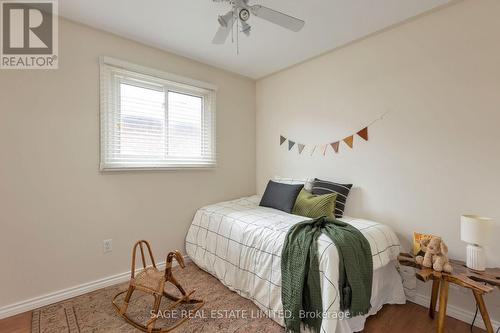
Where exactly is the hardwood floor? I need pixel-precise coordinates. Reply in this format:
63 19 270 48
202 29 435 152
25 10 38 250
0 312 31 333
0 302 485 333
363 302 485 333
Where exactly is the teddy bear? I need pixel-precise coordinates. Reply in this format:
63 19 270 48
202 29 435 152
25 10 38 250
415 236 452 273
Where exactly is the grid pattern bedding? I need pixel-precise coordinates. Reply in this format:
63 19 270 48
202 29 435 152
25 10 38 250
185 196 401 333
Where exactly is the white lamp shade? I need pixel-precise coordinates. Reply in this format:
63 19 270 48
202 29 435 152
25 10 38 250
460 215 493 246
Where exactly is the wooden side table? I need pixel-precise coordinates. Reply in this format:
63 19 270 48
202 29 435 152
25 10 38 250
399 253 500 333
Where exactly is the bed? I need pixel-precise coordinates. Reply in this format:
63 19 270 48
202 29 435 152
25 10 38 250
185 196 406 333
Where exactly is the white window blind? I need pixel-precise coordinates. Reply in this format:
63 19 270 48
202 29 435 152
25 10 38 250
100 57 216 170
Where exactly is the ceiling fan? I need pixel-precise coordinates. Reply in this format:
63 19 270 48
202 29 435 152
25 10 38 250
212 0 305 45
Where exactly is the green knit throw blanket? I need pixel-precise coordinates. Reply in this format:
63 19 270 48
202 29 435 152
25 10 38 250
281 217 373 333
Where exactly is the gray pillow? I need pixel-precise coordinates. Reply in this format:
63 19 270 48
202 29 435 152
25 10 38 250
259 180 304 213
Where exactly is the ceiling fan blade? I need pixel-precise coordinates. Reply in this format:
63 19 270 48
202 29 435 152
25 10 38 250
212 11 235 44
212 26 231 44
250 5 305 32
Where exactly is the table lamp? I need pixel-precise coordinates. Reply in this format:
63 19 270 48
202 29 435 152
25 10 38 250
460 215 493 271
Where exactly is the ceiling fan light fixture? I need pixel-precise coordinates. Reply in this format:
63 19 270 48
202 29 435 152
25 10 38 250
239 8 250 21
212 1 305 47
241 21 251 36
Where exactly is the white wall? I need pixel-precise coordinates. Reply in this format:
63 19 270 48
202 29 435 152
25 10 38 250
0 19 256 308
257 0 499 324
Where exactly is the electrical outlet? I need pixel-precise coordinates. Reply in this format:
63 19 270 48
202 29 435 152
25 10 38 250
103 239 113 253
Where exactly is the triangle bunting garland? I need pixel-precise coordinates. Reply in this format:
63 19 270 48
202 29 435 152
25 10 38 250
343 136 354 148
330 142 339 153
357 127 368 141
321 145 327 155
310 145 317 156
278 112 383 157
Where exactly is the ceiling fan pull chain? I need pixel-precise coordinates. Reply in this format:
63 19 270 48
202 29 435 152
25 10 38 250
231 11 235 43
236 18 240 55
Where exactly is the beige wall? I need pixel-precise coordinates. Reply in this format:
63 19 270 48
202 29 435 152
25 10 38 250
1 0 499 326
257 0 500 323
0 19 256 307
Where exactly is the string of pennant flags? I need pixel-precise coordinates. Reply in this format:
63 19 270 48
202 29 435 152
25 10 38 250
280 112 389 156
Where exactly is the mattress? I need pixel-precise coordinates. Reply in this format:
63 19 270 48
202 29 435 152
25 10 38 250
185 196 405 333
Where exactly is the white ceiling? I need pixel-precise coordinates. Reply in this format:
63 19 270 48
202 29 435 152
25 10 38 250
59 0 451 79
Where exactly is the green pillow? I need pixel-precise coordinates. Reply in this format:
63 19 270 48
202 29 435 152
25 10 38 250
292 189 337 219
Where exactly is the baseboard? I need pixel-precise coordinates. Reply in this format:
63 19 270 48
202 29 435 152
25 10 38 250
0 256 191 320
409 292 500 331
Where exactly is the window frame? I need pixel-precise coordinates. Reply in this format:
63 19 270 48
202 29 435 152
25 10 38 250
99 56 217 171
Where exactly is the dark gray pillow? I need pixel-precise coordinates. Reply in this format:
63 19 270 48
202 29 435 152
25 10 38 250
259 181 304 213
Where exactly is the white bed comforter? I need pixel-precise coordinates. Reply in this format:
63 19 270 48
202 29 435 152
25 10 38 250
185 196 402 332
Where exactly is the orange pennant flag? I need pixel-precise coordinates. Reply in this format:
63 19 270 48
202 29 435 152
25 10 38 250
343 136 354 148
330 142 339 153
357 127 369 141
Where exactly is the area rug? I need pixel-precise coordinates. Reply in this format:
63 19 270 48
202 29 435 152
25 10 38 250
31 263 283 332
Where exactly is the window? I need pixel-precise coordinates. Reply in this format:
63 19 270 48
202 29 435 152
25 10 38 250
100 57 216 170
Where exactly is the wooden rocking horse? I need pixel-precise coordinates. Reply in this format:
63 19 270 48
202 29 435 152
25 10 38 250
112 240 204 332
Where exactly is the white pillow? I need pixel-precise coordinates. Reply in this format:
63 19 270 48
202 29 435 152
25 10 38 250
273 176 314 191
